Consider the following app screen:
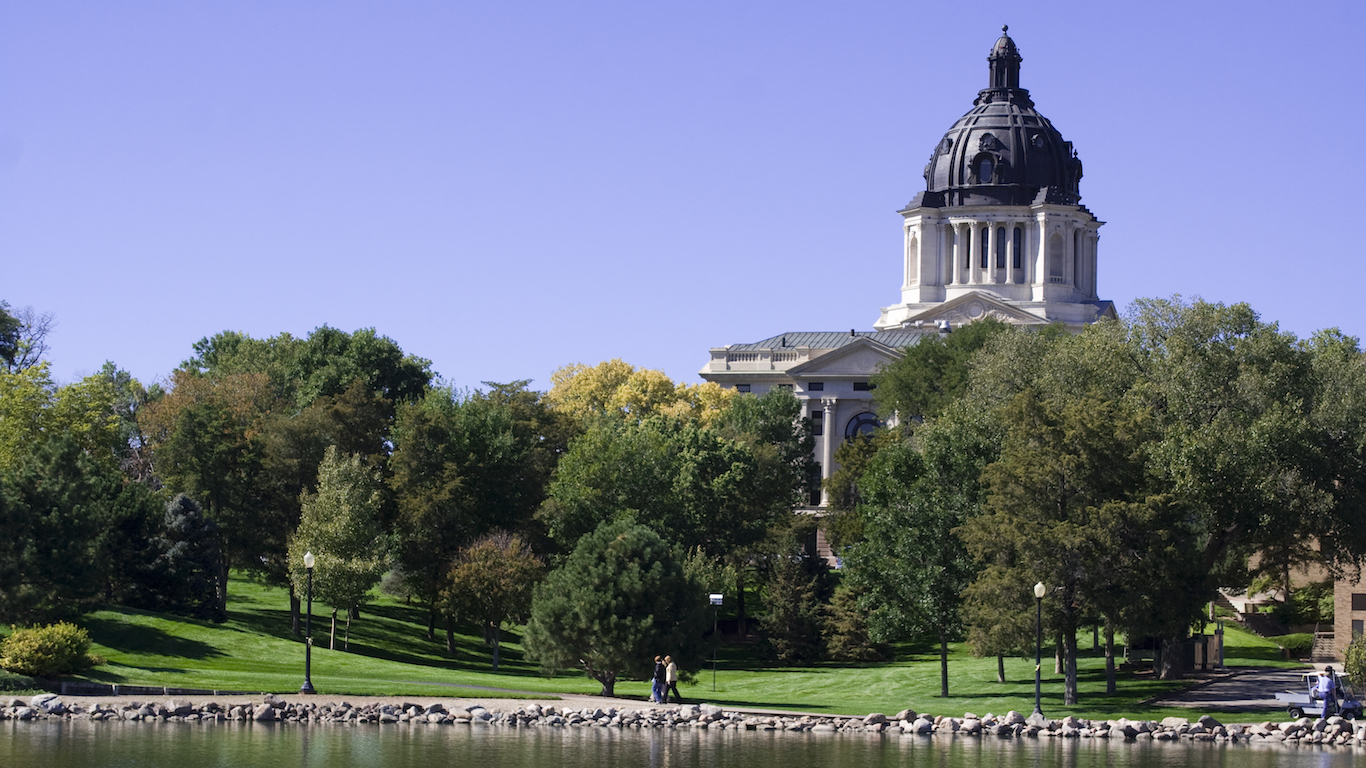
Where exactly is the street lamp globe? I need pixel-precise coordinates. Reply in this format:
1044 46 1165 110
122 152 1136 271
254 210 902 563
304 551 315 569
1034 581 1046 599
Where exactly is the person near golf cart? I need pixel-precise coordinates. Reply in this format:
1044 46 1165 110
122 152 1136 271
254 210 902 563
1313 667 1338 717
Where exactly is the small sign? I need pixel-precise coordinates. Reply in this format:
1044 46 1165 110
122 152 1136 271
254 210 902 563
709 594 723 606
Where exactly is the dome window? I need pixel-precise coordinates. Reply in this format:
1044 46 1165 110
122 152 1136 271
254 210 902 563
996 227 1007 269
976 155 994 184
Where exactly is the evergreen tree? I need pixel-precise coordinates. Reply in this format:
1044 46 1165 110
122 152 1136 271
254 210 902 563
524 520 707 696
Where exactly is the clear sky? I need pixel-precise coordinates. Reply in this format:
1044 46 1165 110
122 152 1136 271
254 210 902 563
2 1 1361 392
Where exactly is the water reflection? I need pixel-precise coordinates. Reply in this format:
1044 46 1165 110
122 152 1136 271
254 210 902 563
1 720 1361 768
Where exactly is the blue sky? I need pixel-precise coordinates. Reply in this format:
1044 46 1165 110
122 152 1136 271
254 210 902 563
2 1 1361 392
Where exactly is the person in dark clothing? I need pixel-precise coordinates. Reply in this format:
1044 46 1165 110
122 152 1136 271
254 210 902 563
651 655 666 703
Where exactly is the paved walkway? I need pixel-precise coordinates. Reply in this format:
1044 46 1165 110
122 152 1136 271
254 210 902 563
1147 666 1312 713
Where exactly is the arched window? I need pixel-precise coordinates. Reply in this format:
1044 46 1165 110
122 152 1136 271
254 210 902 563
1048 233 1064 279
977 156 994 183
1073 231 1082 286
980 226 989 269
1012 226 1023 272
844 412 881 441
964 227 972 269
995 227 1006 269
906 234 919 284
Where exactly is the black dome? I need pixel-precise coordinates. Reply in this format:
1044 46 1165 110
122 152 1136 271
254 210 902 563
917 27 1083 208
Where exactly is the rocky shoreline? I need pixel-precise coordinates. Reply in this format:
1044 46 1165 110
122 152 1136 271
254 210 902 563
6 693 1364 748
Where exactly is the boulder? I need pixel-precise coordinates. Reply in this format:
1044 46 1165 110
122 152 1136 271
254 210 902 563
893 709 915 722
863 713 888 726
167 700 195 717
253 704 277 722
1159 716 1189 729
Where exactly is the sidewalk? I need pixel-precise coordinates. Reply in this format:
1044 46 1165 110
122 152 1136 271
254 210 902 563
1146 666 1311 713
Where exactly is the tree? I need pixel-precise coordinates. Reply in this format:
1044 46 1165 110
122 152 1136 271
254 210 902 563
546 359 734 426
288 447 390 650
0 301 54 373
845 402 998 696
0 437 116 623
148 495 223 621
871 317 1012 423
439 532 543 670
757 518 832 665
524 520 707 696
391 387 534 645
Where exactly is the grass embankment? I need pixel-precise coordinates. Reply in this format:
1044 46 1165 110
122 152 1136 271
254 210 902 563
43 575 1304 720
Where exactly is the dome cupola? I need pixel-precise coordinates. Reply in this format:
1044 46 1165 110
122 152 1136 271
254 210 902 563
917 26 1083 208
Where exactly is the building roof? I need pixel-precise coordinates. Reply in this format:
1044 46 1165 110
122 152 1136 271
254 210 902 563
723 329 933 352
912 27 1084 209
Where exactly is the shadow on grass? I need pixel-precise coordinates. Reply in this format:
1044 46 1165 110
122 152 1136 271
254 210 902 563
84 616 224 661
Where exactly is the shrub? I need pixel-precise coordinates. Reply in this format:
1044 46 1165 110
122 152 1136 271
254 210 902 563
0 622 101 677
1345 634 1366 687
1266 633 1314 658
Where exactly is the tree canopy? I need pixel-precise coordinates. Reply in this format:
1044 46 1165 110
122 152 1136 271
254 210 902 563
524 519 707 696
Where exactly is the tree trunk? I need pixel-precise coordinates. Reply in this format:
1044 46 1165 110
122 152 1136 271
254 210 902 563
1104 623 1116 694
938 633 950 698
1063 631 1078 705
445 616 456 656
1157 634 1184 679
595 671 616 697
427 605 436 642
330 608 338 650
997 654 1006 684
290 590 301 637
492 625 501 671
1054 632 1063 675
216 558 230 620
350 604 360 621
344 610 352 651
735 570 747 638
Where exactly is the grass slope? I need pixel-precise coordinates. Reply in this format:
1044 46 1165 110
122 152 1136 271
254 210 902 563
56 575 1302 719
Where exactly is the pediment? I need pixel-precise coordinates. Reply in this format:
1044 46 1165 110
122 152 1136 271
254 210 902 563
786 338 902 378
901 291 1047 328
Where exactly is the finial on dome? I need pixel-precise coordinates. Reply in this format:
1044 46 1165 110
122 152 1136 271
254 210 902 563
988 26 1022 90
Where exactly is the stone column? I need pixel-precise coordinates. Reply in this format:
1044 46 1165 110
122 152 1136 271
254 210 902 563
986 224 998 284
820 397 839 506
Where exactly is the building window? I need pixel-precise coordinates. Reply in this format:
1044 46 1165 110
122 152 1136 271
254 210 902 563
807 382 824 391
845 412 881 440
1353 593 1366 611
811 410 824 436
776 384 793 391
1355 619 1364 638
1012 226 1023 270
980 226 989 269
996 226 1006 269
808 464 823 506
977 156 993 183
853 382 874 392
964 227 972 269
734 384 751 393
1048 233 1064 278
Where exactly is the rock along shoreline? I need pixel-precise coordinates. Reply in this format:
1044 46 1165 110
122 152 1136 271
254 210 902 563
7 693 1365 748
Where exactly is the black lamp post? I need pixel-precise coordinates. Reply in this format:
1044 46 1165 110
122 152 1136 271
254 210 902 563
300 551 316 694
1033 581 1045 717
709 593 723 692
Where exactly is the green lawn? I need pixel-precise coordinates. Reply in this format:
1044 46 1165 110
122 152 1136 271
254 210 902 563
44 575 1303 720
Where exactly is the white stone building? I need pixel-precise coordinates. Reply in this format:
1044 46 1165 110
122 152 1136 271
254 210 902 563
698 28 1115 550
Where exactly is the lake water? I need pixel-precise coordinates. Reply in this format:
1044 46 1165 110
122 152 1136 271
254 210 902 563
3 720 1360 768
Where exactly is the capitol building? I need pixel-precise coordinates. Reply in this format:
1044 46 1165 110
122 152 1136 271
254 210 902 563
699 27 1114 524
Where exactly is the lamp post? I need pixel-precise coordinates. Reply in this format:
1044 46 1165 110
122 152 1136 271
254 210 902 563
709 594 723 692
1033 581 1045 717
300 551 316 694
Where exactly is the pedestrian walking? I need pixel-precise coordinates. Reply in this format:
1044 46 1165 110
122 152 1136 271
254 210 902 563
665 655 681 704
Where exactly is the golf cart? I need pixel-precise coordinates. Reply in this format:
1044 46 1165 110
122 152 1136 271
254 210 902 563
1275 671 1363 720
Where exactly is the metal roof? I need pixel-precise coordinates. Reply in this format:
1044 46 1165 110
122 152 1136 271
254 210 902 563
725 329 932 352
